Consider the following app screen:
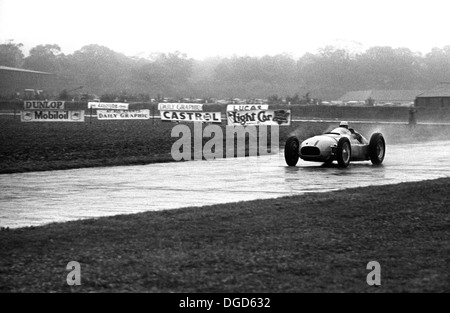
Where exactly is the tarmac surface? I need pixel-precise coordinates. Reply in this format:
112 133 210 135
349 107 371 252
1 140 450 228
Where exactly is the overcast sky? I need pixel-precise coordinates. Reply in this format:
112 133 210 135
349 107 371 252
1 0 450 59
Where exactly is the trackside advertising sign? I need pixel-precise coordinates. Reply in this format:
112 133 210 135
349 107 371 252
88 102 129 110
160 111 222 123
227 109 291 126
158 103 203 111
97 110 150 120
226 104 269 111
24 101 65 110
21 110 85 122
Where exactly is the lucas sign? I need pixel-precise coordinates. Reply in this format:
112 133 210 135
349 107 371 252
226 104 269 111
24 101 65 110
88 102 129 110
97 110 150 120
227 109 291 126
21 110 85 122
160 111 221 123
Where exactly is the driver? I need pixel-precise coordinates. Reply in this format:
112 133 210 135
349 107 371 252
339 121 365 143
339 121 349 129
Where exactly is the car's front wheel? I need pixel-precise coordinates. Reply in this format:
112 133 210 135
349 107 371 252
337 137 351 168
284 136 299 166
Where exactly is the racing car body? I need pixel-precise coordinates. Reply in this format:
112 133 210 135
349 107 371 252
284 127 386 167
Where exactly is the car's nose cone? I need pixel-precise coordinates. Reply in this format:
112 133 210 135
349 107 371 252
299 135 337 160
301 146 321 156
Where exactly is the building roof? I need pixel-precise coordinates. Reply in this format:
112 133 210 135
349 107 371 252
416 82 450 98
0 65 53 75
339 90 423 102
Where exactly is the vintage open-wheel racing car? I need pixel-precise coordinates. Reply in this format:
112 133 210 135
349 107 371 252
284 122 386 168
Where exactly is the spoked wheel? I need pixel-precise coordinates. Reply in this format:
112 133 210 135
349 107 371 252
337 137 351 168
369 133 386 165
284 136 300 166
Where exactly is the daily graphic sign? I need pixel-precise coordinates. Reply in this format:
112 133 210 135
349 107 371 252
24 101 65 110
158 103 203 111
160 111 222 123
97 109 150 120
226 104 269 111
21 110 85 122
88 102 129 110
227 109 291 126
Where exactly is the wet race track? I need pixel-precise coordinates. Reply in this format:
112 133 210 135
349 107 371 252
1 140 450 228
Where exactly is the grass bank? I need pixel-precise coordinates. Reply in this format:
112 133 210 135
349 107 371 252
0 177 448 292
2 115 450 174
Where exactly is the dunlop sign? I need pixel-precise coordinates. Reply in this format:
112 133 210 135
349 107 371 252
227 109 291 126
160 111 221 123
97 109 150 120
21 110 85 122
88 102 129 110
24 101 65 110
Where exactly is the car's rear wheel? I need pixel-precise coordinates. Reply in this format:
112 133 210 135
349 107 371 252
369 133 385 165
337 137 351 168
284 136 299 166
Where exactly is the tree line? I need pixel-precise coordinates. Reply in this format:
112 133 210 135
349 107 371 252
1 40 450 101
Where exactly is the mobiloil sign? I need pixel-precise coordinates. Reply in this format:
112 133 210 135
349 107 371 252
21 110 85 122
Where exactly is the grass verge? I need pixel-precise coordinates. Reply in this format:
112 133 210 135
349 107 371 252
0 177 449 292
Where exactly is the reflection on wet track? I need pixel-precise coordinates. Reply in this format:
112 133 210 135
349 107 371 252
1 140 450 228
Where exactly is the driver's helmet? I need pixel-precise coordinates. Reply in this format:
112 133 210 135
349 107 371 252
339 121 349 129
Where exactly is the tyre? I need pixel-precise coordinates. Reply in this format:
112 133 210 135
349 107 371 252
284 136 299 166
369 133 385 165
337 137 351 168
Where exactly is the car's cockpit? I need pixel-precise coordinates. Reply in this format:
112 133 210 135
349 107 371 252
325 127 368 144
325 127 352 136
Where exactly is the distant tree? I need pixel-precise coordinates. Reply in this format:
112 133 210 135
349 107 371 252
67 44 135 94
132 51 193 96
286 93 300 104
24 44 63 73
298 46 355 100
0 40 24 67
267 94 283 104
100 93 117 102
58 89 69 100
424 46 450 84
303 92 311 104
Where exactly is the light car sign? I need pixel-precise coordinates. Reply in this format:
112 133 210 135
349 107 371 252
160 111 221 123
227 109 291 126
158 103 203 111
88 102 129 110
226 104 269 111
21 110 85 122
97 109 150 120
24 101 65 110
